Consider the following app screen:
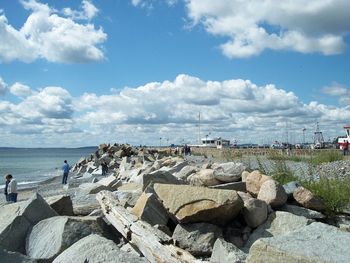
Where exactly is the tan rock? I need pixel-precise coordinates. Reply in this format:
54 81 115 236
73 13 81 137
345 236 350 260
131 192 168 226
246 170 271 196
257 179 287 208
293 186 325 211
241 171 250 182
187 169 221 186
153 184 243 225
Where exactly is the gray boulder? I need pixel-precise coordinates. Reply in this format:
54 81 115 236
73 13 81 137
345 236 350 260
141 170 183 191
212 162 245 182
210 181 246 192
242 198 268 228
210 238 247 263
161 161 189 174
26 216 102 262
0 248 37 263
279 204 325 220
114 187 142 208
0 193 58 253
172 223 222 256
72 194 100 216
53 234 148 263
173 165 197 180
244 211 311 251
45 195 74 216
247 222 350 263
78 183 109 194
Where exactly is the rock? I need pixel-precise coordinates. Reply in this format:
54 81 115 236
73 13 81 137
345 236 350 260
161 161 189 174
279 204 325 219
0 248 37 263
45 195 74 216
257 179 287 208
153 183 243 224
72 194 100 216
78 183 109 194
212 162 245 182
172 223 222 256
88 209 104 217
26 216 103 262
210 181 246 192
247 222 350 263
91 177 98 183
244 211 311 251
210 238 247 263
187 169 221 186
241 171 250 182
283 181 301 198
0 193 58 253
293 186 325 211
131 192 169 226
246 170 271 196
141 170 182 191
114 187 142 208
173 165 197 180
97 175 121 191
242 198 268 228
53 234 147 263
120 243 142 257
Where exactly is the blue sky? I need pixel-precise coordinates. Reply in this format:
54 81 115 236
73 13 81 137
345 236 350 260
0 0 350 147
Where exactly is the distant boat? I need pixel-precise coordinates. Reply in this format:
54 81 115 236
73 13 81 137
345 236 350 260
338 125 350 149
200 137 230 149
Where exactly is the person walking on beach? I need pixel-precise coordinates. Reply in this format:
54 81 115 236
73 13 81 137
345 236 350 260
62 160 70 185
4 175 10 201
6 174 17 202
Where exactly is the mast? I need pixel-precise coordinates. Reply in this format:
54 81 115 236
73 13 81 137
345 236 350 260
198 111 201 144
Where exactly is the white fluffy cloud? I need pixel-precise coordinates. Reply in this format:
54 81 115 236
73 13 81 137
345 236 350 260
0 0 106 63
322 83 350 105
0 77 7 94
184 0 350 58
1 74 350 146
9 82 32 97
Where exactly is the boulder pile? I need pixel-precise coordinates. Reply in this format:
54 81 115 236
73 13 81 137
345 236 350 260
1 143 349 263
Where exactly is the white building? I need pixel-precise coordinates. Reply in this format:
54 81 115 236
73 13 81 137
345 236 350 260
201 137 230 149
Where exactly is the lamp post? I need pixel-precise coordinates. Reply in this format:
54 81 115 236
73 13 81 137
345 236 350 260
159 137 162 148
302 128 306 145
205 134 208 146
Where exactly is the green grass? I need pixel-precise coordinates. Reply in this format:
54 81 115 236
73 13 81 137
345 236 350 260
309 150 343 165
267 153 307 162
302 175 350 215
269 159 299 185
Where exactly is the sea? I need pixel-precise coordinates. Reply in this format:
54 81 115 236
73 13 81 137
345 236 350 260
0 147 97 191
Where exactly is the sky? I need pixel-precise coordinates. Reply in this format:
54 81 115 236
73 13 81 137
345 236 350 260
0 0 350 147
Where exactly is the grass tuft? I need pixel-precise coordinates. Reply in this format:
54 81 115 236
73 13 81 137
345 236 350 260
309 150 343 165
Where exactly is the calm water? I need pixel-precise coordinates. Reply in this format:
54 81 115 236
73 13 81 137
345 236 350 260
0 147 97 188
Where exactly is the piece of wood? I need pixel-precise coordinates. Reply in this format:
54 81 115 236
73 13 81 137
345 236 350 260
97 190 206 263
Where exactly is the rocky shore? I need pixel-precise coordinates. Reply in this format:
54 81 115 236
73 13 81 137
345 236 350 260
1 143 350 263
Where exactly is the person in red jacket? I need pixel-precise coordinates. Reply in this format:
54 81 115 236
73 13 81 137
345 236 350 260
343 140 349 156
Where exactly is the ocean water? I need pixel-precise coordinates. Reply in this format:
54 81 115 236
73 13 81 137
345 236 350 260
0 147 97 189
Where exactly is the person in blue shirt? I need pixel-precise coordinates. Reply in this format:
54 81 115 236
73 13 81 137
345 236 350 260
62 160 70 185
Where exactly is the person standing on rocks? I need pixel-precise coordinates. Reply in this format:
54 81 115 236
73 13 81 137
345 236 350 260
6 174 17 202
101 162 108 176
62 160 70 185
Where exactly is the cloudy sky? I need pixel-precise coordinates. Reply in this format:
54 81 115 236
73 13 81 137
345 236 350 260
0 0 350 147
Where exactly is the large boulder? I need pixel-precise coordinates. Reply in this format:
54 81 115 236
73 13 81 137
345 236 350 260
0 193 58 253
246 170 271 196
247 222 350 263
244 211 311 251
115 188 142 208
141 170 183 191
45 195 74 216
279 204 325 220
283 181 301 198
293 186 325 211
71 194 100 216
53 234 147 263
257 179 287 208
187 169 220 186
153 184 243 224
173 165 197 180
78 183 109 195
210 181 246 192
0 248 37 263
212 162 245 183
26 216 103 262
131 192 169 226
161 161 189 174
210 238 247 263
97 175 119 188
172 223 222 256
242 198 268 228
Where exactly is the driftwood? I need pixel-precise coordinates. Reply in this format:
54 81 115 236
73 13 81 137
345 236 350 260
96 190 206 263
